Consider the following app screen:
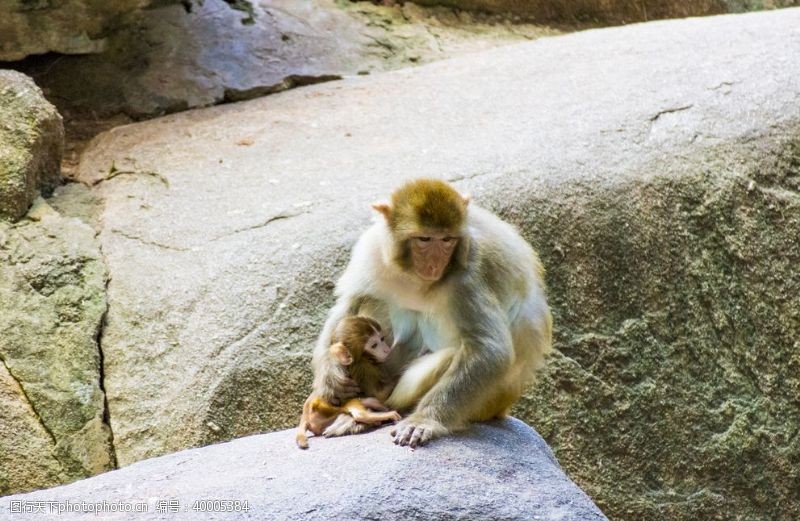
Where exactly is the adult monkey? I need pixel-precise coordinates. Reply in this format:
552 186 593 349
312 178 552 447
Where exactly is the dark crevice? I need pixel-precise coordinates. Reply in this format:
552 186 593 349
89 168 170 189
222 74 342 103
222 0 256 25
94 234 118 468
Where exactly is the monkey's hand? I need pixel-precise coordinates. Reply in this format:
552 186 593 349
390 414 448 448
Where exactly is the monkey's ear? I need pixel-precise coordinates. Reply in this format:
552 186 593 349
371 203 392 221
462 194 471 207
330 342 353 366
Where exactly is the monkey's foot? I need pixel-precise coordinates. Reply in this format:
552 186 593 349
390 416 447 448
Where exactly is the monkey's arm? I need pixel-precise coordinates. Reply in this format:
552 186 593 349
392 288 513 447
311 294 368 402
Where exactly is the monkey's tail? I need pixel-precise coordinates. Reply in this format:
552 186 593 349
296 419 310 449
386 348 456 411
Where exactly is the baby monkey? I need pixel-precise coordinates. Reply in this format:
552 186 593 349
296 316 401 449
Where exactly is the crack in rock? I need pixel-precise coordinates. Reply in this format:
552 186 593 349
93 263 118 468
649 104 694 122
89 169 170 189
208 209 309 242
0 356 58 447
709 80 738 91
223 75 342 103
110 229 189 252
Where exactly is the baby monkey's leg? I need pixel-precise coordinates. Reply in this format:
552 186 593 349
323 414 371 437
345 399 402 424
323 399 402 437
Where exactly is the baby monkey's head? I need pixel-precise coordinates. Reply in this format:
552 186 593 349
330 316 392 365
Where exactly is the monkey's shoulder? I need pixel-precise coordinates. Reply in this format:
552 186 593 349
334 223 386 294
467 205 533 256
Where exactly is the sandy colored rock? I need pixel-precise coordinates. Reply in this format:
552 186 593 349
0 362 64 496
0 187 113 495
0 71 63 221
0 419 607 520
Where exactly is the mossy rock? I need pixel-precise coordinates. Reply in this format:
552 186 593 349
0 70 63 221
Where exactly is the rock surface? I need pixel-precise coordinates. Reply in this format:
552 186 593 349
0 0 181 61
0 419 607 520
0 71 63 221
11 0 558 131
0 187 114 495
64 8 800 519
410 0 799 23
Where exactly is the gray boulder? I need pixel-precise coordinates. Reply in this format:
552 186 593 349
11 0 561 122
0 419 607 520
0 71 63 221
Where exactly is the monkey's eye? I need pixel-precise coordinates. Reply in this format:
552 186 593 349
371 343 378 349
443 237 454 242
417 237 431 242
381 337 385 342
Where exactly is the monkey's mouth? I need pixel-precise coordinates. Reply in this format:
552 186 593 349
416 265 446 281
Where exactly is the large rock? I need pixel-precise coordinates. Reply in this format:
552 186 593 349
0 419 607 520
0 187 114 495
11 0 559 123
67 7 800 519
0 71 63 221
0 1 180 61
409 0 799 23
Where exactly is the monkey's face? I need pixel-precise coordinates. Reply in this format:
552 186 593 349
363 330 392 363
410 233 459 281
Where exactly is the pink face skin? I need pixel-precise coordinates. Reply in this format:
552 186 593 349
364 330 393 363
410 232 460 281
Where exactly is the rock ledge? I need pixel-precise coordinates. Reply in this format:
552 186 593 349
0 418 606 520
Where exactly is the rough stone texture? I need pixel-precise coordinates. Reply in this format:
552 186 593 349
0 362 64 496
514 142 800 519
65 8 800 519
0 0 180 61
11 0 558 130
0 70 63 221
0 419 607 520
409 0 800 23
0 187 114 495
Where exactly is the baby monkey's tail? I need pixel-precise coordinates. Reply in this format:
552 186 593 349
296 417 310 449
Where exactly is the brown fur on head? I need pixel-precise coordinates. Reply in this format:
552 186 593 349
330 316 383 365
373 179 471 280
372 179 469 239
